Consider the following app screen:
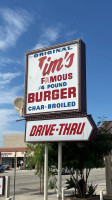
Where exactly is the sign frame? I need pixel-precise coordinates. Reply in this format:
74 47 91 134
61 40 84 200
0 176 5 196
24 39 86 117
25 115 97 143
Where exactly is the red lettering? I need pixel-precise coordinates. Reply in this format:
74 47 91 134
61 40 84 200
44 125 52 136
68 87 76 98
57 75 62 81
41 73 73 84
42 57 51 76
77 123 85 134
29 122 85 138
41 77 45 84
68 73 73 79
44 91 51 101
52 90 59 100
38 56 47 69
59 124 65 135
65 53 74 68
63 123 72 135
49 124 56 135
38 52 74 76
50 75 57 82
60 88 67 99
49 58 63 73
69 123 78 135
28 93 35 103
30 126 37 136
36 125 43 136
28 87 76 103
36 92 42 102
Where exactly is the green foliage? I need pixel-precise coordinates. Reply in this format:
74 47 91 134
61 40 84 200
25 143 45 176
25 142 58 193
51 119 112 197
66 177 76 190
25 143 45 193
48 176 57 190
87 183 98 196
61 121 112 170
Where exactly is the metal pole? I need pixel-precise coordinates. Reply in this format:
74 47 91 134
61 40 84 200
42 164 44 194
58 142 62 200
100 190 103 200
62 187 65 200
105 153 112 197
44 143 48 200
4 176 10 199
13 151 16 200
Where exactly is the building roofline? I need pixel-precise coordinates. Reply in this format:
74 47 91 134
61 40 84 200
0 147 27 152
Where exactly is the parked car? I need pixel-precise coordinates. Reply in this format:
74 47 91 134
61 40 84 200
0 164 5 173
2 163 10 170
50 166 74 175
62 167 74 175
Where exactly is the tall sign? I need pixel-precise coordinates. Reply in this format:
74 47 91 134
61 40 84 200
24 39 97 143
24 39 96 200
24 39 86 117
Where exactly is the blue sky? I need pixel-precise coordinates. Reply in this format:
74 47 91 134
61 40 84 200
0 0 112 147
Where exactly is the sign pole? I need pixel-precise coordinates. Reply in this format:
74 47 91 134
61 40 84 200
13 151 16 200
58 142 62 200
44 142 48 200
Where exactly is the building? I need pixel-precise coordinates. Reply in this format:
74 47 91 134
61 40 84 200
0 134 27 168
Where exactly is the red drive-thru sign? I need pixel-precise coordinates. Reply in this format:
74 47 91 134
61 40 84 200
24 39 86 116
25 115 97 142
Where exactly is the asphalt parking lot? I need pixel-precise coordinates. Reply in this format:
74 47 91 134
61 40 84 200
0 168 106 200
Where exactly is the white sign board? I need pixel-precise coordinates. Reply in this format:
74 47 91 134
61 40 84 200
1 152 25 158
0 177 4 195
24 40 86 116
25 116 96 142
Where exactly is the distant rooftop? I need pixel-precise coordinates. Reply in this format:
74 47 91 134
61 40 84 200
0 147 26 152
3 133 27 148
99 121 112 134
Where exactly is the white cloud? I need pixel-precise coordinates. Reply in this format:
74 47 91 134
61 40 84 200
0 72 23 103
34 26 61 49
65 30 77 37
0 85 23 104
0 8 33 50
0 109 18 140
0 56 22 67
34 25 77 50
44 27 60 41
0 72 21 86
0 109 17 126
0 109 23 147
34 42 49 50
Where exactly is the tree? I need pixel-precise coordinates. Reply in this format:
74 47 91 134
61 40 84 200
25 143 45 193
25 142 58 193
60 120 112 197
